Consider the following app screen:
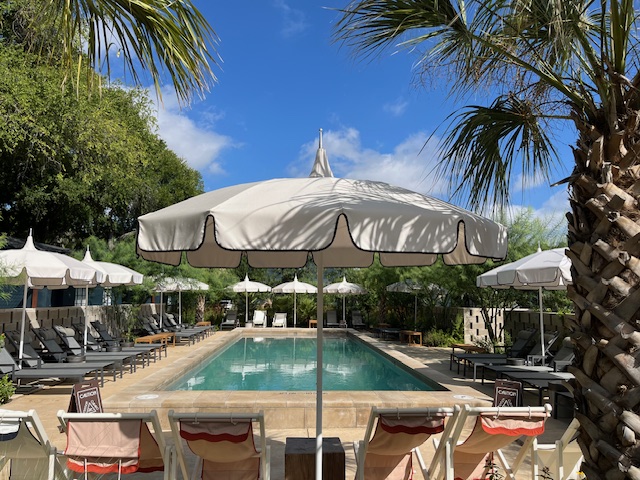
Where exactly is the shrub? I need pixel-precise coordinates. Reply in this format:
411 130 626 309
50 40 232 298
423 329 457 347
0 375 15 404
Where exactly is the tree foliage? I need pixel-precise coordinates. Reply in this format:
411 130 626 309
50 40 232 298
0 43 203 247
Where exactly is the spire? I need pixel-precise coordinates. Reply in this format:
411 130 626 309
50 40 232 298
308 128 334 178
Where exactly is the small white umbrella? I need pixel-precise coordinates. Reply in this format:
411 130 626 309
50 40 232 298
272 275 317 327
156 277 209 325
81 246 144 349
227 275 271 324
0 231 100 364
386 280 422 330
476 247 572 358
323 276 366 324
137 130 508 477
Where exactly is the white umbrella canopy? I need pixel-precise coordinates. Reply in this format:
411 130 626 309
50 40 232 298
226 275 271 324
156 277 209 325
323 276 366 324
386 280 422 330
0 232 101 364
476 247 572 358
272 275 317 327
80 246 144 350
136 130 508 478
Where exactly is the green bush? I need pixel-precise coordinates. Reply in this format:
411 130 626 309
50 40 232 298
423 329 457 347
0 375 15 404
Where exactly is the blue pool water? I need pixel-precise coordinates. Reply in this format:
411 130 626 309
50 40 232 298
168 336 443 391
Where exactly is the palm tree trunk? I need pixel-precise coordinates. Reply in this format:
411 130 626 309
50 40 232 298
567 120 640 479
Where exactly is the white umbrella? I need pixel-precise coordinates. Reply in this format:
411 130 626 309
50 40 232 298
272 275 317 327
156 277 209 325
0 231 100 365
323 276 366 324
137 129 508 478
476 247 572 358
81 246 144 350
386 280 422 330
227 275 271 324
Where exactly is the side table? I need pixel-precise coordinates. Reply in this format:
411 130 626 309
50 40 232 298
285 437 345 480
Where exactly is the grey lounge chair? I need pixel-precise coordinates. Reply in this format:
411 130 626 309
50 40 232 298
220 310 238 330
0 342 107 387
326 310 339 328
351 311 366 329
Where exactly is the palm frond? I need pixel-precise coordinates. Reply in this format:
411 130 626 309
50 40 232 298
437 94 557 211
38 0 219 105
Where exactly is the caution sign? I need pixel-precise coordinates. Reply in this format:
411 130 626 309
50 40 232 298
493 379 523 407
68 380 103 413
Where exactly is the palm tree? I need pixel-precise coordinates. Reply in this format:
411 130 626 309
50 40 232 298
17 0 218 104
335 1 640 478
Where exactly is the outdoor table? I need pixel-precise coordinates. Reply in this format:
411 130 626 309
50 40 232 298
195 321 211 327
400 330 422 346
135 332 175 347
308 319 317 328
285 437 345 480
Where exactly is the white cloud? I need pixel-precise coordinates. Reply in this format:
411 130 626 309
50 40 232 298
273 0 307 38
290 127 447 195
151 87 239 174
383 98 409 117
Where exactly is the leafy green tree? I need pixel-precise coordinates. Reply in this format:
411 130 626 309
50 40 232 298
4 0 219 104
335 1 638 476
0 44 203 246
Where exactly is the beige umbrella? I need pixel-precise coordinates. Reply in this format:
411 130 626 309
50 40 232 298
0 231 100 365
157 277 209 325
272 275 317 327
477 247 572 358
323 276 366 324
226 275 271 324
136 129 508 478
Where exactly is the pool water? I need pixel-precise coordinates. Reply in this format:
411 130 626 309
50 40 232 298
168 336 441 391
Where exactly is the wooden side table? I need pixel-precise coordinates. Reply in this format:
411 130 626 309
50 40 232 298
400 330 422 346
308 319 317 328
285 437 345 480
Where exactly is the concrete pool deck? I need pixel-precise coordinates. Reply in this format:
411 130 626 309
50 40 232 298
1 328 577 479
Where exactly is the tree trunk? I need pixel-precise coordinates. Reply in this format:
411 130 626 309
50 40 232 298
568 119 640 478
195 294 205 323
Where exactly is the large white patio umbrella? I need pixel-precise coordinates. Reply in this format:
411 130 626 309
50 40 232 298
81 246 144 349
137 130 508 478
476 247 572 358
227 275 271 324
272 275 317 327
156 277 209 325
0 232 100 365
323 276 366 324
386 280 422 330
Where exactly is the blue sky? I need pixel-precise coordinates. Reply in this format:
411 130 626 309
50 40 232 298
148 1 574 229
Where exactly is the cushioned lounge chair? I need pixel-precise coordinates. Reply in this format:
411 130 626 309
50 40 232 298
220 310 239 330
252 310 267 327
140 318 199 345
168 410 270 480
351 310 366 329
272 312 287 328
50 326 151 371
326 310 339 328
0 408 66 480
0 343 106 387
355 406 460 480
163 313 213 337
434 404 552 480
57 409 175 479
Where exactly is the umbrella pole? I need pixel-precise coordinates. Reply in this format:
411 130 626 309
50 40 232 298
316 254 324 480
342 296 346 324
179 291 182 325
539 287 545 359
18 281 28 368
414 295 418 331
294 292 297 327
84 285 90 354
246 291 249 325
160 292 164 329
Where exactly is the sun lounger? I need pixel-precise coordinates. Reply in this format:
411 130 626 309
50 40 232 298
57 409 175 479
355 406 460 480
272 312 287 328
435 404 552 480
351 310 366 329
252 310 267 327
168 410 270 480
0 408 66 479
326 310 340 328
536 418 583 480
220 310 239 330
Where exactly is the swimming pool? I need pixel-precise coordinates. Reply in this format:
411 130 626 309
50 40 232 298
168 335 444 391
